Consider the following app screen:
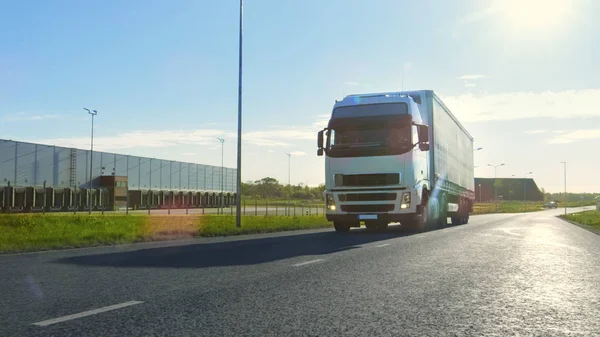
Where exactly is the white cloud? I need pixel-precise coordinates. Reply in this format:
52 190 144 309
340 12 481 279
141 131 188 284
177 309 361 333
182 152 197 156
547 129 600 144
343 81 359 86
403 62 412 71
289 151 306 156
464 82 476 88
525 130 546 134
553 130 567 134
312 114 330 129
28 124 320 153
442 89 600 122
267 149 275 153
3 112 61 121
457 74 488 80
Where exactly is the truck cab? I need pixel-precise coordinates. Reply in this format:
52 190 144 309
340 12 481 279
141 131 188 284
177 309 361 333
317 90 474 233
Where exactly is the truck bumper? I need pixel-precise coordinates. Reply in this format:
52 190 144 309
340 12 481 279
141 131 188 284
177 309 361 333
326 213 419 223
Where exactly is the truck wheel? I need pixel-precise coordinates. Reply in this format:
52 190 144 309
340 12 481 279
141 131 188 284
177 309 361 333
334 222 350 233
462 215 469 224
410 204 436 232
438 193 448 229
451 216 462 226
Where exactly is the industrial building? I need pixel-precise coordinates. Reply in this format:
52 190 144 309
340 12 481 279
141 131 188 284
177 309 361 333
474 177 543 202
0 139 237 212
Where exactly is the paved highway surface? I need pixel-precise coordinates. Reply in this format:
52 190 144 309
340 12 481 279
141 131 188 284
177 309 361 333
2 207 599 336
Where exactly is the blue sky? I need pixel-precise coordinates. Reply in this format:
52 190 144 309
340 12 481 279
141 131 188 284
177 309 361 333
1 0 599 192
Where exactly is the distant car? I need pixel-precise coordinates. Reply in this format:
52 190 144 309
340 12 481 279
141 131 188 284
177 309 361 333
543 202 557 209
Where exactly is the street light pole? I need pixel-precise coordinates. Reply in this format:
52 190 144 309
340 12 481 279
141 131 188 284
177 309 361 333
487 163 505 211
84 108 97 214
286 153 291 216
508 174 515 201
217 138 224 214
235 0 243 228
478 184 482 203
524 172 532 211
561 161 567 215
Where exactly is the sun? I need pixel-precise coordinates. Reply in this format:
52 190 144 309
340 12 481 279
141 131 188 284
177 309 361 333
494 0 576 35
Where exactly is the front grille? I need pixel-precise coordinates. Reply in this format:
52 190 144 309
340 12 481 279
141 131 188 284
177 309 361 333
340 204 394 213
340 173 399 187
340 193 396 202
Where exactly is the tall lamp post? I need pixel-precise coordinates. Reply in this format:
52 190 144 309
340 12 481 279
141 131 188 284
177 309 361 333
488 163 505 211
478 183 482 203
286 153 291 215
217 138 225 214
84 108 97 214
524 172 532 211
235 0 243 228
561 161 567 215
508 174 515 200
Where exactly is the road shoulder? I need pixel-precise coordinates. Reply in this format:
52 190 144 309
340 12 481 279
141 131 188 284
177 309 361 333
557 215 600 236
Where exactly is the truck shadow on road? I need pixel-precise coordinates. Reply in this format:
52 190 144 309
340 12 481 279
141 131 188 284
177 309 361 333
58 225 421 269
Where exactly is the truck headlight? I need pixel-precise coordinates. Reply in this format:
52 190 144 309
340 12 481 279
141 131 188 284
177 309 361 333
400 192 411 209
326 194 336 210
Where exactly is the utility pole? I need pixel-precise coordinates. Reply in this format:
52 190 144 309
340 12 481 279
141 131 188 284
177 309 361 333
487 163 505 211
524 172 532 211
217 138 225 214
235 0 243 228
508 174 515 201
286 153 291 216
84 108 97 214
561 161 567 215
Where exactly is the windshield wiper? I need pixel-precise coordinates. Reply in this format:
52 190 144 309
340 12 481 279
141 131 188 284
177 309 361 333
334 142 381 148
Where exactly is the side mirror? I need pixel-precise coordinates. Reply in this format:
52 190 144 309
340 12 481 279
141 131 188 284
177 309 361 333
417 124 429 143
419 143 430 152
317 130 324 149
317 148 324 156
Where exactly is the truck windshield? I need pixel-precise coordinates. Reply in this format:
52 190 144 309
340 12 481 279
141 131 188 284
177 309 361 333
327 124 413 157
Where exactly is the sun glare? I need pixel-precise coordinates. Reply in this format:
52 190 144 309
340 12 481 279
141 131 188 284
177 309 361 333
494 0 576 35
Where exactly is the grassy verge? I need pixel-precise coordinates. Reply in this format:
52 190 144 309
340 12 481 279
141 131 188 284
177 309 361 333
241 198 322 207
0 213 329 253
560 211 600 234
473 202 544 215
0 214 150 253
198 215 329 237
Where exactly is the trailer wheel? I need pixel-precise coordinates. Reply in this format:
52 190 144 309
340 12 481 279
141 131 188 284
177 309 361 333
334 222 350 233
438 193 448 229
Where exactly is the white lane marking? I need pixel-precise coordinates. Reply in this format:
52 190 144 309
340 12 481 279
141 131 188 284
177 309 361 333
33 301 144 327
292 259 324 267
375 243 390 248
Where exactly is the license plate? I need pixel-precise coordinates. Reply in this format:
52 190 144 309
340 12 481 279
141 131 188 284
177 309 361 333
358 214 377 220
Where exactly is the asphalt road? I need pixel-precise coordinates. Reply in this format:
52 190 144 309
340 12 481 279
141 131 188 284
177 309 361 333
2 207 599 336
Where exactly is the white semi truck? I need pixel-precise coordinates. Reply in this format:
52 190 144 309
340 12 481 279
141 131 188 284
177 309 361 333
316 90 475 233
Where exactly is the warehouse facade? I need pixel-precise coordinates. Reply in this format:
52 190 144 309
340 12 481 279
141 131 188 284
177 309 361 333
474 177 543 202
0 139 237 211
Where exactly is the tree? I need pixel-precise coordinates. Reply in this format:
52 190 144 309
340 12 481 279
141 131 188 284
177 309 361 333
254 177 281 198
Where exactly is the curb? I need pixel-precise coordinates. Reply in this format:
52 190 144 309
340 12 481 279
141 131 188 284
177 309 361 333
557 215 600 236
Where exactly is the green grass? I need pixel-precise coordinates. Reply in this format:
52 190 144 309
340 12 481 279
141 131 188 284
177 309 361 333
0 213 330 253
473 200 597 215
198 215 329 237
241 198 322 207
0 214 150 253
561 211 600 230
473 201 546 214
